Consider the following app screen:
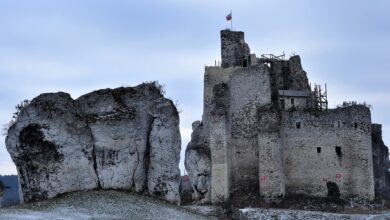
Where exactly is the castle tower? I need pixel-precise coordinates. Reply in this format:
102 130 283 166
220 30 250 68
186 29 378 206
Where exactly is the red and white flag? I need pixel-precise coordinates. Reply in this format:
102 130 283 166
226 12 232 21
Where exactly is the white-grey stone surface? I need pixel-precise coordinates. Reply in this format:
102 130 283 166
185 121 211 203
5 93 99 202
5 83 181 204
147 98 181 204
281 106 375 200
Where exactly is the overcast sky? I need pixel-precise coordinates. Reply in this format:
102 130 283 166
1 0 389 175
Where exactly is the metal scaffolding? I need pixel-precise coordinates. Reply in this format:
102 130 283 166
260 52 286 61
312 83 328 110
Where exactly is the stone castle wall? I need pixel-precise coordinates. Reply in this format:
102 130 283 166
281 106 375 200
201 64 273 202
280 96 308 110
185 29 387 204
220 30 250 68
202 66 233 202
228 66 272 196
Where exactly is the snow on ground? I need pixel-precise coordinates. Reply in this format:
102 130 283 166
0 190 212 220
0 207 113 220
4 190 390 219
236 207 390 220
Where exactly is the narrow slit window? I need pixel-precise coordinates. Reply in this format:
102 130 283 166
335 146 342 156
243 59 248 67
317 147 321 153
291 98 295 106
296 122 301 129
280 99 285 108
354 123 358 129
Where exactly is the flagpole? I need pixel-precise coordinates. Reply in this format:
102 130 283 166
230 10 233 30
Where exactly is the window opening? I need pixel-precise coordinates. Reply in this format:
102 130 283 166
280 99 285 108
335 146 342 156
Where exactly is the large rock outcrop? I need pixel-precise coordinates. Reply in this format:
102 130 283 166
0 180 4 207
5 83 181 204
185 121 211 203
372 124 390 199
285 55 310 91
6 93 98 202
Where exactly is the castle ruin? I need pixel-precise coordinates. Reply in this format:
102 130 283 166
185 29 390 204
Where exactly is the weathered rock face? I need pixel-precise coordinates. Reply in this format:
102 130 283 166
6 83 181 204
185 121 211 203
265 55 310 91
147 98 181 202
0 180 4 207
76 87 157 192
286 55 310 91
5 93 98 202
372 124 390 199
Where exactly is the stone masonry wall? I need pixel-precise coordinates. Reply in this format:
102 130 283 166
281 106 375 200
220 30 250 68
258 120 285 200
228 65 272 196
190 64 273 203
182 66 234 203
281 96 308 110
185 29 383 205
199 66 233 203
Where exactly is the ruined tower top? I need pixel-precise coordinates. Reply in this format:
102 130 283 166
220 30 250 68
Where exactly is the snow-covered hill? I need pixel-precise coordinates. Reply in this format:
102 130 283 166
0 190 211 220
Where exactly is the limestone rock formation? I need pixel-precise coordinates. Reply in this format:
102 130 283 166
185 121 211 203
286 55 310 91
5 93 98 202
0 180 4 207
5 83 181 204
372 124 390 199
147 97 181 203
